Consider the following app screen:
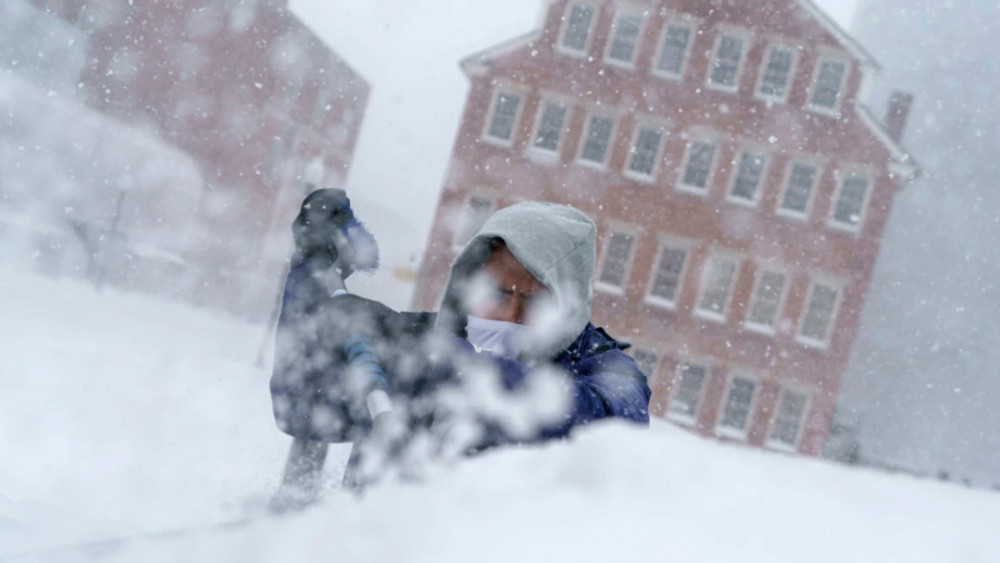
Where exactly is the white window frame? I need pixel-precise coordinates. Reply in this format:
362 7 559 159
528 94 573 159
754 41 799 104
827 169 873 233
604 7 648 68
716 372 760 440
652 17 696 81
576 110 619 169
705 28 751 93
795 277 844 349
481 84 527 147
644 235 691 310
676 134 719 195
776 158 822 221
694 251 742 323
806 53 851 116
726 146 770 207
451 193 496 250
557 1 600 58
743 265 789 335
595 224 639 295
623 117 669 182
766 385 812 451
666 360 710 426
629 347 661 380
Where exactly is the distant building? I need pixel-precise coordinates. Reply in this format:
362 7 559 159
24 0 369 316
413 0 917 455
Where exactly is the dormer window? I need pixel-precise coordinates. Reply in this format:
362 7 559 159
559 3 597 55
707 33 747 91
808 57 849 112
606 11 645 66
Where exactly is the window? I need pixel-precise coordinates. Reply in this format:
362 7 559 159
607 12 644 65
647 242 687 306
597 230 636 290
626 124 664 179
560 3 596 54
745 269 786 331
729 150 767 203
532 101 569 153
579 114 616 165
707 33 746 90
809 57 848 111
779 162 818 216
696 255 739 319
679 138 717 192
798 282 839 345
769 388 809 448
668 363 707 421
484 90 522 144
630 348 660 378
453 195 494 248
655 22 692 78
831 175 870 229
757 45 796 101
718 375 757 435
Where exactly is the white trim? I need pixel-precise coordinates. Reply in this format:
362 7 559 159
623 116 670 183
754 42 800 105
651 16 697 81
556 1 600 59
765 385 812 452
805 52 851 117
460 31 542 76
481 83 529 147
726 146 770 207
827 167 874 234
603 5 649 69
527 95 573 158
644 234 693 310
693 251 743 323
795 277 845 349
705 27 753 93
715 372 761 440
793 0 879 69
742 264 789 335
855 105 920 180
595 222 640 295
775 158 823 221
666 360 710 426
676 134 720 195
576 109 619 169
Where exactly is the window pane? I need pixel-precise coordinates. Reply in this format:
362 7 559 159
454 196 493 246
656 24 691 76
627 126 663 176
561 4 595 52
730 150 767 201
832 176 869 226
709 34 744 88
487 92 521 141
598 231 635 287
608 13 643 63
669 363 707 418
800 283 838 342
681 139 716 189
770 389 808 446
780 163 817 213
747 270 786 328
630 348 659 378
810 59 847 109
534 102 568 152
649 244 686 302
580 115 615 164
720 376 756 431
759 46 794 99
697 257 737 316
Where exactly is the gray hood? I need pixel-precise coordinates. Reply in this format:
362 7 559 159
437 201 596 360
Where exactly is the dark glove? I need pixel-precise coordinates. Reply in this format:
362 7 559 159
292 188 357 275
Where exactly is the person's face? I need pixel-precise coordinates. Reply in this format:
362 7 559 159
472 241 550 325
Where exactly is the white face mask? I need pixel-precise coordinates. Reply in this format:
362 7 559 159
465 315 528 359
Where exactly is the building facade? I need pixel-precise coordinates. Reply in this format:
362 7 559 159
27 0 369 316
412 0 916 455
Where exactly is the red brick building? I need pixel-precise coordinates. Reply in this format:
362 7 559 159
30 0 369 316
413 0 916 455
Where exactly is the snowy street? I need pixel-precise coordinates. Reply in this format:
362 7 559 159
1 271 998 562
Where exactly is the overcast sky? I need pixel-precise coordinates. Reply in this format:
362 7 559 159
289 0 862 296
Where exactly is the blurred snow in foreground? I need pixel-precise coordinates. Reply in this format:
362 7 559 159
0 272 997 562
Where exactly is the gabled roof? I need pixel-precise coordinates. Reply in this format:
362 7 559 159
794 0 880 69
460 30 540 76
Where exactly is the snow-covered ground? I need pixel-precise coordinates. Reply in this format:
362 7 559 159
1 271 998 562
